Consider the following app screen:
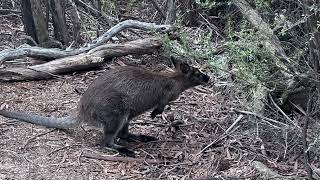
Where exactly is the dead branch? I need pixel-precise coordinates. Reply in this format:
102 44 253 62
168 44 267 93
196 115 244 156
0 9 21 14
232 108 289 127
0 20 173 62
268 94 299 129
23 129 56 149
0 38 163 82
82 152 162 164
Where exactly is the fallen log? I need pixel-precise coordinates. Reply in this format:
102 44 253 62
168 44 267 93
0 20 173 62
0 38 163 82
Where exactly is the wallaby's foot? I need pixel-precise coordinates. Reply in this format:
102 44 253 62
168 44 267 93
116 147 135 157
117 124 157 142
126 133 158 143
150 105 165 119
105 143 135 157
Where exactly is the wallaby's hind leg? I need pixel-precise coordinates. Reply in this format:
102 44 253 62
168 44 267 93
102 115 135 157
118 123 158 143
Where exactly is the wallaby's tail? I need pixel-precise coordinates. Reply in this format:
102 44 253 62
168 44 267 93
0 110 78 129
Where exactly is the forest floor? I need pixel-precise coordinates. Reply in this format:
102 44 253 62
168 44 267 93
0 58 252 179
0 1 315 179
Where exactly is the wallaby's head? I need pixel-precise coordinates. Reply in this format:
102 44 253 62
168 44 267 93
171 56 210 86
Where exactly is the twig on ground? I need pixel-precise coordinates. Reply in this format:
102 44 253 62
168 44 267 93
23 129 57 149
194 87 209 94
0 120 17 126
82 152 163 164
225 114 244 133
47 145 72 156
130 121 167 127
268 94 299 129
196 115 244 156
198 13 224 39
232 108 288 128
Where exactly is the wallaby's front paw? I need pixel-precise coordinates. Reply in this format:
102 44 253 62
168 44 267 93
104 143 136 157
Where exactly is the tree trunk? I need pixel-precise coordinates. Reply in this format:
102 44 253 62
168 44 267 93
20 0 37 44
304 0 320 74
69 0 82 46
49 0 69 45
165 0 176 24
29 0 49 43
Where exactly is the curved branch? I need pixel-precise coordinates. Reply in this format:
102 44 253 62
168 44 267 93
89 20 173 49
0 20 173 62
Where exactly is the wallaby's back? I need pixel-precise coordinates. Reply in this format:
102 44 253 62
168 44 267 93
78 66 183 123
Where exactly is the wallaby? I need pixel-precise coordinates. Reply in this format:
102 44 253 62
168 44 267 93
0 57 210 157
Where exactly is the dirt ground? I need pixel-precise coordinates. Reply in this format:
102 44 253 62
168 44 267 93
0 62 249 179
0 0 317 179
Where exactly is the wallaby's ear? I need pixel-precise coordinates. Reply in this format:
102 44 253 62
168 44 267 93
180 62 190 74
171 56 190 73
171 56 181 69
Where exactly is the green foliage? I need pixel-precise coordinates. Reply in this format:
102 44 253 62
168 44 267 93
101 0 116 14
254 0 271 9
195 0 231 9
195 0 217 9
162 29 217 62
225 27 276 109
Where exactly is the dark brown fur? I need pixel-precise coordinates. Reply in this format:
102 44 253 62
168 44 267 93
0 57 210 157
